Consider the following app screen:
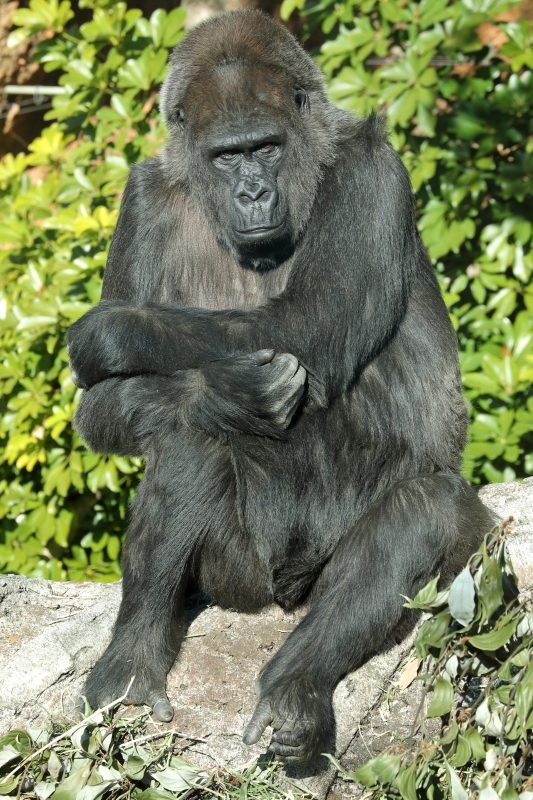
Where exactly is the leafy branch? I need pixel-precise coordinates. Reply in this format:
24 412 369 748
337 518 533 799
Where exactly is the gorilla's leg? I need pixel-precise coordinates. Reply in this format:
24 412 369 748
85 431 237 721
244 472 494 764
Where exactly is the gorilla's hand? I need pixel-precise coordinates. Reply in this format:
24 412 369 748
243 676 335 765
192 349 307 439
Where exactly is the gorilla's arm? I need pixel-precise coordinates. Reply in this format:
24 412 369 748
74 351 306 455
69 121 420 408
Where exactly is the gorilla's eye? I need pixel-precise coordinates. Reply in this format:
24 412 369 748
217 150 239 161
255 143 278 155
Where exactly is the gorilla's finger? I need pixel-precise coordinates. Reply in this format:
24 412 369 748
249 349 275 365
293 364 307 386
243 700 273 745
271 726 304 745
289 380 306 406
277 375 306 426
272 353 299 379
269 740 308 761
151 697 174 722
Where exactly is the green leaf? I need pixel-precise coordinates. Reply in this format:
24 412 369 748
0 776 18 795
388 90 418 127
50 759 92 798
449 734 471 767
163 8 186 47
77 782 118 800
415 611 452 659
446 762 468 800
468 618 518 651
427 676 454 718
515 663 533 727
500 789 520 800
149 8 166 48
404 573 440 609
354 754 401 787
110 94 131 119
125 754 146 781
0 745 22 769
448 568 476 626
154 758 207 792
478 557 504 623
0 730 32 752
463 727 486 761
394 763 417 800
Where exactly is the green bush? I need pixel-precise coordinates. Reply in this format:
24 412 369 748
336 521 533 799
0 0 186 580
0 0 532 580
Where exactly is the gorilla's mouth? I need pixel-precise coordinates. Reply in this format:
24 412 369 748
235 222 285 240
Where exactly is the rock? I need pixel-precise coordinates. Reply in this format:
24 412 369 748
0 480 531 799
479 478 533 592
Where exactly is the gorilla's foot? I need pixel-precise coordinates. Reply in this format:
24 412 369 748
243 677 335 765
84 647 174 722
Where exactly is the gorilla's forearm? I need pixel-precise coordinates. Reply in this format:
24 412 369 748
74 374 199 456
74 352 305 453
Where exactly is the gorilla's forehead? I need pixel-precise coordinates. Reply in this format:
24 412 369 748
184 61 292 131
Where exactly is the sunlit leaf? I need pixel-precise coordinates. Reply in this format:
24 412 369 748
448 568 476 626
427 676 455 718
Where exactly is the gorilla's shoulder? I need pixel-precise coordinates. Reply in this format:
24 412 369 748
337 113 407 182
128 156 172 191
347 113 390 152
125 156 188 207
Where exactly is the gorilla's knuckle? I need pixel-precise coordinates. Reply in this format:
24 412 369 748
294 366 307 385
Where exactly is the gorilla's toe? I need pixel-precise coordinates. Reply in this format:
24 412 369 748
270 725 309 764
152 697 174 722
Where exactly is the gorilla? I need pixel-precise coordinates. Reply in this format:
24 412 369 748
67 9 493 765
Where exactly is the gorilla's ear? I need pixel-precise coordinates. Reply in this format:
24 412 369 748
293 87 310 115
174 107 185 132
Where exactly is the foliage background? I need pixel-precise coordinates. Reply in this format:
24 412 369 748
0 0 532 581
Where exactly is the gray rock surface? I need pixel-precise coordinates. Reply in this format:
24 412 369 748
0 479 532 799
479 478 533 590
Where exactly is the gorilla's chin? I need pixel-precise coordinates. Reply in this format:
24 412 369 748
234 223 293 272
237 236 294 273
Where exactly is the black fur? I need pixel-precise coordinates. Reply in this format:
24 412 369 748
68 10 493 765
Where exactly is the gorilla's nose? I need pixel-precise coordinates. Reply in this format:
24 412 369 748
237 179 270 204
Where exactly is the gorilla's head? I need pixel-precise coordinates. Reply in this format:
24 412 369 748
160 10 346 268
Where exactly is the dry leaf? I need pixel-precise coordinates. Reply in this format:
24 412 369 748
476 22 509 49
398 658 420 690
496 0 533 23
451 62 477 78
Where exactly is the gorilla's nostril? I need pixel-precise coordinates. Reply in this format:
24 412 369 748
241 185 268 202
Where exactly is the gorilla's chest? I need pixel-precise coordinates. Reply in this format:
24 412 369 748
155 193 294 311
178 255 293 311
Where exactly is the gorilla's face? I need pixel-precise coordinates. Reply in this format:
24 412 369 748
162 52 331 269
207 124 289 253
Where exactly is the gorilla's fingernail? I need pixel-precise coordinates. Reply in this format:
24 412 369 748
243 730 259 745
153 700 174 721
